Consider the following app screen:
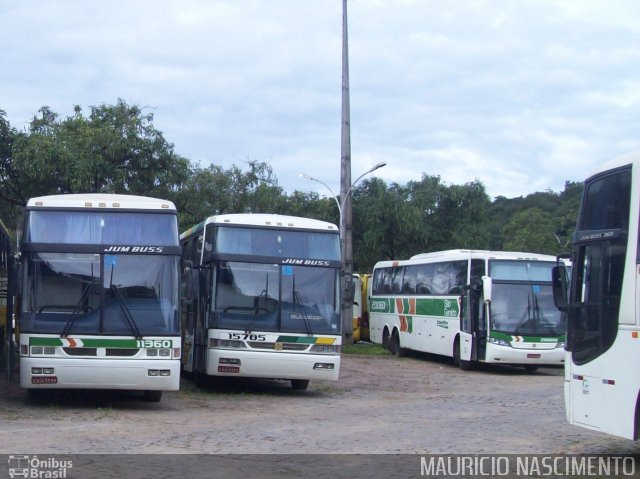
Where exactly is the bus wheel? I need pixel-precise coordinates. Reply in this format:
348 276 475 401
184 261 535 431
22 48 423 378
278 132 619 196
382 329 390 349
523 365 538 373
390 331 406 356
143 390 163 402
291 379 309 391
453 339 461 366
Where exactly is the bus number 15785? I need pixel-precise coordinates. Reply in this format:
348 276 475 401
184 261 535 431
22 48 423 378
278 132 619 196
228 333 267 341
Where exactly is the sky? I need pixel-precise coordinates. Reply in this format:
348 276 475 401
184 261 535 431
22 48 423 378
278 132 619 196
1 0 640 200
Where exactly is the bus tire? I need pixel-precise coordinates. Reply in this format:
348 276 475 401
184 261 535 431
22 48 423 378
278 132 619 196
459 358 474 371
453 338 461 367
143 390 163 402
382 328 390 350
390 330 407 356
291 379 310 391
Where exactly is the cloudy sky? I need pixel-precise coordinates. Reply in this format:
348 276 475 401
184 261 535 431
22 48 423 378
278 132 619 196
1 0 639 200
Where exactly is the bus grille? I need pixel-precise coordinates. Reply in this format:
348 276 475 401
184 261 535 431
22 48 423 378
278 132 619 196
247 342 309 351
106 348 139 357
63 347 97 356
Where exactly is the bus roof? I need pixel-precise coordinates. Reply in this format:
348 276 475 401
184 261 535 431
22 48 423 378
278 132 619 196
588 149 640 180
180 213 338 240
26 194 177 212
373 249 557 269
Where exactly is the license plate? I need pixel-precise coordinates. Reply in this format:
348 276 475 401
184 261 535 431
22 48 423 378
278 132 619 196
218 366 240 374
32 376 58 384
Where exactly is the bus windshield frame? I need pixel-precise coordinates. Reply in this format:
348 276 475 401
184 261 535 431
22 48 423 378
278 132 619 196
488 259 564 337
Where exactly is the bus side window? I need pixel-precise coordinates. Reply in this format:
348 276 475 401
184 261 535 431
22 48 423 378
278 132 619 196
432 262 451 295
382 268 394 294
372 268 386 295
449 260 468 294
415 263 433 295
402 265 417 294
391 267 404 294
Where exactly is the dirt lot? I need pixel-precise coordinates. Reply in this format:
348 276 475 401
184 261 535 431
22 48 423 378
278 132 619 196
1 352 639 455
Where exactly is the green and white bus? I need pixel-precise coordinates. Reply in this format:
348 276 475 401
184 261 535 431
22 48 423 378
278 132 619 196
369 249 566 371
17 194 181 401
180 214 341 390
553 150 640 440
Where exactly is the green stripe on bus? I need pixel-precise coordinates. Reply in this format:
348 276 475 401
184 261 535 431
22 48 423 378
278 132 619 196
29 337 140 348
275 336 318 344
369 296 459 317
81 339 140 348
29 337 63 347
489 331 565 343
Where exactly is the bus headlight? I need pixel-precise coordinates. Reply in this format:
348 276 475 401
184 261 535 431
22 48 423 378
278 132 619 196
209 338 246 349
310 344 340 354
488 337 511 347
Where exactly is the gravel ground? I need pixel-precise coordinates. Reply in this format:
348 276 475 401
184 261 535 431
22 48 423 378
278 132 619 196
1 352 638 455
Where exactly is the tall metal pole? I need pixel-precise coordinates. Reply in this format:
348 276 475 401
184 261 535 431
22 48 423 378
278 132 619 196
340 0 354 344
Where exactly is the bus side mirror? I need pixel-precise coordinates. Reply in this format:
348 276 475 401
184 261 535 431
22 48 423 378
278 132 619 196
552 265 568 311
482 276 492 303
181 260 194 304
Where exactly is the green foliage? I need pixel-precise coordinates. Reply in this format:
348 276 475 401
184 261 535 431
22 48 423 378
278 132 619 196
0 100 189 224
342 342 390 355
0 101 582 268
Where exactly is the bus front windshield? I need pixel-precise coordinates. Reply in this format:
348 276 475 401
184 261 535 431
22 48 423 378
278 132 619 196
213 262 340 335
488 260 564 336
21 253 180 335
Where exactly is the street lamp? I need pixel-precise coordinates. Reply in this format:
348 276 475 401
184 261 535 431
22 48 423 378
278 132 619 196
298 161 386 232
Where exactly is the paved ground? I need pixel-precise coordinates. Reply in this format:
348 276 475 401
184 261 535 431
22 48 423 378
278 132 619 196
0 352 638 455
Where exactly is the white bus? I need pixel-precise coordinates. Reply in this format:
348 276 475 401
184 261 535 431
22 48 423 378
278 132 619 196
553 150 640 440
180 214 341 390
369 250 566 371
17 194 181 401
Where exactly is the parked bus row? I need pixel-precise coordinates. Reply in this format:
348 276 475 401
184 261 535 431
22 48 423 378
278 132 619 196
3 147 639 443
3 195 342 401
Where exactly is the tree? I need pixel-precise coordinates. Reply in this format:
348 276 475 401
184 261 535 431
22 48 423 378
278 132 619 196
502 207 560 254
0 101 190 215
176 160 286 230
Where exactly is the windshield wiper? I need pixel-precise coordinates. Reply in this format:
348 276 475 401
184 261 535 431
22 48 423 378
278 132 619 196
292 275 313 335
111 284 142 339
514 294 532 335
60 283 93 338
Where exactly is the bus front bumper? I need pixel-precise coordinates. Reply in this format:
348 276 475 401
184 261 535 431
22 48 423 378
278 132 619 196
484 342 565 366
206 349 340 381
20 357 180 390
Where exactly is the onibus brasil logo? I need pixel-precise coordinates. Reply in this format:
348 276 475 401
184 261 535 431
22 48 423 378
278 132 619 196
7 455 72 478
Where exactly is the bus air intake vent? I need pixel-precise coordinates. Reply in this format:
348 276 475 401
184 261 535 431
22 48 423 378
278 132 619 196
63 347 97 356
106 348 139 357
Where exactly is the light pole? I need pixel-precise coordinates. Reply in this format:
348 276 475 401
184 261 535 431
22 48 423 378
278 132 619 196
298 161 386 230
298 161 386 344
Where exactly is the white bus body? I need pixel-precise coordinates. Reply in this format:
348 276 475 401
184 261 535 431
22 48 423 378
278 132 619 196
180 214 341 390
556 151 640 440
369 250 566 370
18 194 181 401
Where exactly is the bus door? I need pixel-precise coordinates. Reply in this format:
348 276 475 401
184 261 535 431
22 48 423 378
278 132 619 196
460 276 489 364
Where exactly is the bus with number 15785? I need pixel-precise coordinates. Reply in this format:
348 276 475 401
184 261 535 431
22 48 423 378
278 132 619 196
180 214 342 390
